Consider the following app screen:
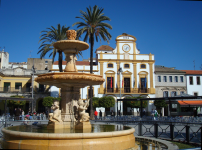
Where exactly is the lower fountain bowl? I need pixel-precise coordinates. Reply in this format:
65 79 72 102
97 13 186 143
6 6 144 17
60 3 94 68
1 124 138 150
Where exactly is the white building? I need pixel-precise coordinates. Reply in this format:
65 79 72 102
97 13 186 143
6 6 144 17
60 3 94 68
51 33 156 115
0 49 9 69
182 70 202 96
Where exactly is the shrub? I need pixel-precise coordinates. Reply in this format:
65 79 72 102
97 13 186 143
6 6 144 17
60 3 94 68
99 96 115 108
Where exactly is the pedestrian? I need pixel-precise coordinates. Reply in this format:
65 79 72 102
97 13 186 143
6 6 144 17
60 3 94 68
13 108 17 116
193 108 197 117
143 109 146 116
94 110 98 120
151 109 155 120
111 110 114 116
15 108 20 120
118 110 121 116
29 114 33 120
99 110 102 119
21 110 25 120
154 109 158 120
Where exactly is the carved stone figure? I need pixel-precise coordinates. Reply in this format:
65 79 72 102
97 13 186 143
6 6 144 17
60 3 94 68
66 30 77 40
64 54 78 72
75 99 90 122
49 101 62 123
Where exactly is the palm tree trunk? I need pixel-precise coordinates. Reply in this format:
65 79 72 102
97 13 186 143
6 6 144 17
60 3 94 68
90 33 94 119
58 51 63 72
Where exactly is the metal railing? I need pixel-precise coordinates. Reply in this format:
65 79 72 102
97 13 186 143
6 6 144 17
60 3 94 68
94 116 202 146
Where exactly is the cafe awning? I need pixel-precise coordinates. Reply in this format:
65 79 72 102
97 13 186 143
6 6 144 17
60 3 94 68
178 100 202 107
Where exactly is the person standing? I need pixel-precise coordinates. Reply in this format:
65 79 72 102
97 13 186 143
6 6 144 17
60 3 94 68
154 109 158 120
151 109 155 120
111 110 114 116
99 110 102 119
193 108 197 117
15 108 20 120
94 110 98 120
21 110 25 120
143 109 146 116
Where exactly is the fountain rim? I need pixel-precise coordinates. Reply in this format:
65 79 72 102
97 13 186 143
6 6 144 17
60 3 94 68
36 72 104 78
2 126 135 140
53 40 89 51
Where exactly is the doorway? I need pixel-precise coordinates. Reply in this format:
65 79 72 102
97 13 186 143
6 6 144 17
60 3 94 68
140 78 147 93
124 78 130 93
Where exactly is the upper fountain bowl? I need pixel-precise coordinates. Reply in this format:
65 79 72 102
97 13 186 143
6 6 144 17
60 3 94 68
53 40 89 52
53 30 89 53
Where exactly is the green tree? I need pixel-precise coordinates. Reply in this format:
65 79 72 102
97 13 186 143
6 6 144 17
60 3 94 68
38 24 70 72
73 5 112 118
126 96 148 108
42 96 61 113
154 100 167 109
92 97 100 108
42 96 61 107
99 96 115 108
7 95 26 107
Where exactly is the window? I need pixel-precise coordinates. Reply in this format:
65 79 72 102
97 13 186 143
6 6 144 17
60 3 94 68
87 87 94 99
140 64 146 69
194 92 198 96
107 63 113 68
124 64 130 68
163 76 167 82
124 78 130 93
171 91 177 97
175 76 178 82
15 82 22 90
189 76 193 85
180 76 184 82
197 77 200 85
39 84 45 92
171 104 178 112
107 77 114 92
4 82 10 92
158 76 161 82
163 91 168 97
45 61 48 63
180 91 184 95
169 76 172 82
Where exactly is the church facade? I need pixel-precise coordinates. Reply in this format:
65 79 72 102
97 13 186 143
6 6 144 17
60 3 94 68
51 33 156 115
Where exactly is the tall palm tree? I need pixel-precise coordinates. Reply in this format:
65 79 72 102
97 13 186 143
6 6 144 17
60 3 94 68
38 24 70 72
73 5 112 118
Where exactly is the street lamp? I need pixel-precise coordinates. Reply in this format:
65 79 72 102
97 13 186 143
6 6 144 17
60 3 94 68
31 65 36 113
117 67 123 116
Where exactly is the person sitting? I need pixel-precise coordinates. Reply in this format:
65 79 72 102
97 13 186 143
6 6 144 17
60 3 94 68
23 117 29 125
29 114 33 120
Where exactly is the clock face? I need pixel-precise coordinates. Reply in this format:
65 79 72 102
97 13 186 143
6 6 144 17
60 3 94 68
123 44 130 52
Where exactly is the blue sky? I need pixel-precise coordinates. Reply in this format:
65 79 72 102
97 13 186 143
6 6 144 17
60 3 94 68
0 0 201 70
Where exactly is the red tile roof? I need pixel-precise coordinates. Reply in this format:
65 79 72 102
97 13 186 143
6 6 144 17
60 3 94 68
96 45 114 51
53 61 90 65
181 70 202 75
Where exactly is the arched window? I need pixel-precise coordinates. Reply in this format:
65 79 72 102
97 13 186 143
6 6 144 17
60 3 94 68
107 63 113 68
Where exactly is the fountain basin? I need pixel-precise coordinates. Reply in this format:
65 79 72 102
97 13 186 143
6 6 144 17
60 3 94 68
35 72 105 88
53 40 89 51
2 124 137 150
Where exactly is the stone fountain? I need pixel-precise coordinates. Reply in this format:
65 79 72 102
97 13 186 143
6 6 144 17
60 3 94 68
1 30 137 150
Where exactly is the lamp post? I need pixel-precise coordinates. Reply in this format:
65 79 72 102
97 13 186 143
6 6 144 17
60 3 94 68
31 65 35 113
117 67 123 116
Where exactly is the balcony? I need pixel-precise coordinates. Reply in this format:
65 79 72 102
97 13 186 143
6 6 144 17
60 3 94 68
99 88 150 94
0 87 50 94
